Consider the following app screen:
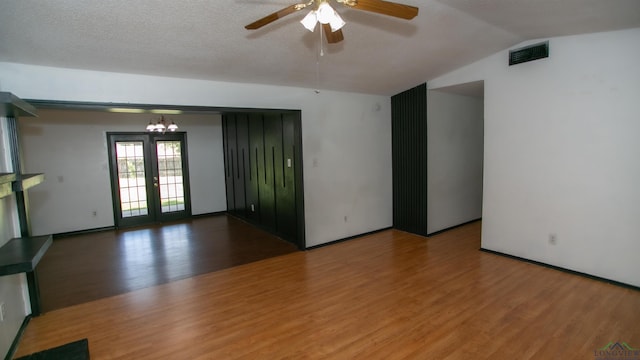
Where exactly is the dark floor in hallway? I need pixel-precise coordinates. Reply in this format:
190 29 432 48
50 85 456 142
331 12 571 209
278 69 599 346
37 214 299 312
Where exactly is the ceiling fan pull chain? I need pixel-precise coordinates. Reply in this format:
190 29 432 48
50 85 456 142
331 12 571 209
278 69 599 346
315 58 321 94
315 26 321 93
315 21 324 94
319 23 325 56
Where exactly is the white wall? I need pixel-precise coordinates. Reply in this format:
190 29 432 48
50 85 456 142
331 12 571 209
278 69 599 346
0 63 393 247
429 28 640 287
427 90 483 234
19 110 225 235
0 117 31 359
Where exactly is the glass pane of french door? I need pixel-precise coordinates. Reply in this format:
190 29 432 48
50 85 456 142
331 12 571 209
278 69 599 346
108 133 191 228
156 140 185 213
116 141 149 218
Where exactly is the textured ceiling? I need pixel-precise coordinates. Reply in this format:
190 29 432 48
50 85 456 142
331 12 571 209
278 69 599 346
0 0 639 96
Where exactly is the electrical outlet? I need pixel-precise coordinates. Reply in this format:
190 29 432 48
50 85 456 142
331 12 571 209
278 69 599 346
549 233 557 245
0 302 6 322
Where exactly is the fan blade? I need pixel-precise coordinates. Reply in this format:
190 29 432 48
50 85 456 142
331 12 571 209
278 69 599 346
347 0 418 20
245 4 304 30
323 24 344 44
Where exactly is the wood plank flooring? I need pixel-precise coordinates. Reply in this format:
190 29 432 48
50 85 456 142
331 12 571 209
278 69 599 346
16 221 640 359
37 214 299 312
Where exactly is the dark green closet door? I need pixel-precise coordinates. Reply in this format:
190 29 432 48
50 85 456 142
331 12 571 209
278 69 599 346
260 113 280 231
275 113 297 240
234 114 249 216
246 113 263 223
223 115 237 213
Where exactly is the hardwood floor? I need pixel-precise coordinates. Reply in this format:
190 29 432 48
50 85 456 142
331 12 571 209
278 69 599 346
37 214 299 312
16 221 640 359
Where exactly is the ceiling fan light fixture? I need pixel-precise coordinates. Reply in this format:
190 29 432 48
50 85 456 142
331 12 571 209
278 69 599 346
300 10 318 31
329 12 345 32
316 2 337 24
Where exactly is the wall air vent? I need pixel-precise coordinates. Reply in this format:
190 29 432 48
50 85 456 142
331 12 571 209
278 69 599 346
509 41 549 66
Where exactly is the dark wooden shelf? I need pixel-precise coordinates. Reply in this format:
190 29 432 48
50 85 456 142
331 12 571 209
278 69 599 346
13 173 45 192
0 92 38 118
0 173 45 199
0 172 17 184
0 235 53 316
0 235 52 276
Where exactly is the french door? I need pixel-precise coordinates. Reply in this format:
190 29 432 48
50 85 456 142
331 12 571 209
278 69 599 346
107 132 191 228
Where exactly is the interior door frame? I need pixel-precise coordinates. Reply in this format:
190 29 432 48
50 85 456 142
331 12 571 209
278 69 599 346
107 132 192 228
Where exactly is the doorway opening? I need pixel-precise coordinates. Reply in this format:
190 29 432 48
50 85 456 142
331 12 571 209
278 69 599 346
426 80 484 234
24 100 305 247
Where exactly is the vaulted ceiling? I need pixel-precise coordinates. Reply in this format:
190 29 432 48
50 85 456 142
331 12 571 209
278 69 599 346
1 0 639 96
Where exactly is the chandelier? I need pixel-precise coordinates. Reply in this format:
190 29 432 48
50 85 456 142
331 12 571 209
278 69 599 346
146 115 178 133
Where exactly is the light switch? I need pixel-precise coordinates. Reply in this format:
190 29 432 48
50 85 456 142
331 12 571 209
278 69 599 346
287 158 292 168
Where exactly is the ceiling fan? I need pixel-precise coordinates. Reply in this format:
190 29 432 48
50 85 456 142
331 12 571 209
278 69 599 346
245 0 419 44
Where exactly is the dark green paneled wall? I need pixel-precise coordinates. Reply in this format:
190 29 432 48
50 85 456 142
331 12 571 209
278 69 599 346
391 83 428 236
223 111 305 248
